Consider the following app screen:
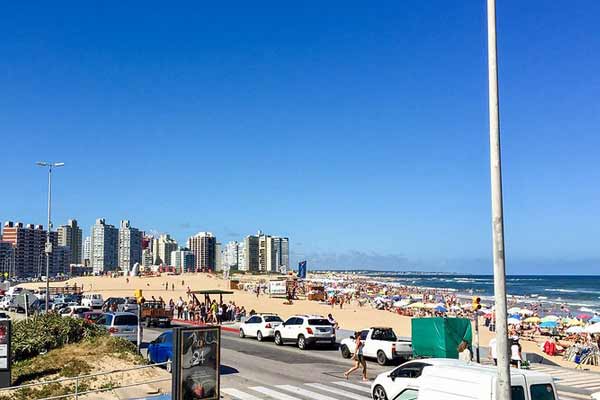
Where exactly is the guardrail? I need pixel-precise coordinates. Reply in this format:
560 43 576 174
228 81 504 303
0 361 171 400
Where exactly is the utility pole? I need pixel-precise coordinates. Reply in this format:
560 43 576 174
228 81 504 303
486 0 511 398
36 161 65 313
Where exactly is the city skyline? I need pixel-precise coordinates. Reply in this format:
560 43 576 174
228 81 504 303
1 2 599 274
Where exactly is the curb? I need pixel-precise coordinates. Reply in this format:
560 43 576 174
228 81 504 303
171 319 239 333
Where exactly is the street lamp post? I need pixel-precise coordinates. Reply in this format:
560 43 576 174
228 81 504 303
486 0 511 398
36 161 65 312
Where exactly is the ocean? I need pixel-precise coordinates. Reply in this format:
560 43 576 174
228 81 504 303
355 272 600 312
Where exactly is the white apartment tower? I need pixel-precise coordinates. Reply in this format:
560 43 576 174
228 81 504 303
118 220 142 273
57 219 83 265
90 218 119 274
188 232 216 272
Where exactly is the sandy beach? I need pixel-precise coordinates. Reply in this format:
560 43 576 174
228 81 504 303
18 272 599 372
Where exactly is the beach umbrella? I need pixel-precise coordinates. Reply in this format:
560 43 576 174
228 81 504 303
508 318 521 325
434 305 448 313
584 323 600 334
541 315 559 322
567 319 584 327
540 321 558 329
409 302 426 309
508 307 521 314
524 317 541 324
566 326 584 334
509 314 522 320
520 309 534 316
577 313 592 320
590 316 600 323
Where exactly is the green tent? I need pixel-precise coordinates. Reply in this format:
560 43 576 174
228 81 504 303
411 317 473 359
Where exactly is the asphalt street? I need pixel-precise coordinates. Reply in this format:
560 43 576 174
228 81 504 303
142 325 600 400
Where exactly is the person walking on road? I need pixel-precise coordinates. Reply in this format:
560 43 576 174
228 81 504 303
344 331 368 381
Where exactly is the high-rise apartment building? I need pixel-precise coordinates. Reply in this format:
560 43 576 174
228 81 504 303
215 242 222 272
223 241 240 270
142 248 154 268
154 234 177 266
57 219 82 265
0 241 14 277
188 232 216 272
90 218 119 274
118 220 142 273
1 221 67 277
237 242 246 271
243 234 259 272
272 236 290 273
83 236 91 265
170 248 195 273
259 235 278 273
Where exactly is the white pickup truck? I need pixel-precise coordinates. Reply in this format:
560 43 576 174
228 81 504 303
340 327 412 365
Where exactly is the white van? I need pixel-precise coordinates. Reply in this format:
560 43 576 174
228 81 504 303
372 360 559 400
420 364 557 400
81 293 104 309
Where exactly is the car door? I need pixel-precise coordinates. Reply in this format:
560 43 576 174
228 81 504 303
281 317 297 340
150 334 165 362
292 317 304 339
361 329 376 357
245 316 259 336
387 362 431 399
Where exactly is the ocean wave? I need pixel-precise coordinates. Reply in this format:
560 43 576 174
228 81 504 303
544 288 600 295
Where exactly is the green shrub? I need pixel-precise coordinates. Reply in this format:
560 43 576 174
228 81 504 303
11 313 106 361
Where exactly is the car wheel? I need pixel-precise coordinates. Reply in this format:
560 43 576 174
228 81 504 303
377 350 388 366
239 328 245 338
274 332 283 346
256 331 263 342
298 335 307 350
166 357 172 373
373 385 388 400
341 345 351 359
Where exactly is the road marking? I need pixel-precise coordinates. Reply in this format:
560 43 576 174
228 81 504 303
277 384 343 400
250 386 304 400
306 383 371 400
221 388 263 400
332 381 372 393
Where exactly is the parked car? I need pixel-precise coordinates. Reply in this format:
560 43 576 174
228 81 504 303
340 327 412 365
97 312 140 342
273 314 336 350
0 296 14 311
60 306 91 318
103 297 126 310
82 293 104 309
239 313 283 341
147 330 173 372
117 297 139 313
371 360 558 400
83 311 104 323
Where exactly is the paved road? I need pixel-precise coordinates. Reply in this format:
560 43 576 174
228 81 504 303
142 324 600 399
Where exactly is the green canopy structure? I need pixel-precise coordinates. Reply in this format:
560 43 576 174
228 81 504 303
411 317 473 359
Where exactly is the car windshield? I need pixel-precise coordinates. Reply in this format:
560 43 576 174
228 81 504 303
308 319 331 326
264 316 283 322
114 315 138 326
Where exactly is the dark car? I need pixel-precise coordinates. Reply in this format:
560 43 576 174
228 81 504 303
147 331 173 372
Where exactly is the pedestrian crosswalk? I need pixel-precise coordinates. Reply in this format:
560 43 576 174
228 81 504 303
222 379 372 400
531 364 600 393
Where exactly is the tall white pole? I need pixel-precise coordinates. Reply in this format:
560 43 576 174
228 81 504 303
487 0 511 398
45 166 52 313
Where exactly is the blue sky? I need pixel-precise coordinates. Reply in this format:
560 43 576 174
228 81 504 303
1 1 599 274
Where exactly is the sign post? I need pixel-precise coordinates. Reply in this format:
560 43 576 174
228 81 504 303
172 325 221 400
0 320 11 388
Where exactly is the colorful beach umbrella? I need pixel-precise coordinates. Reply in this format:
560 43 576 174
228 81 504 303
508 318 521 325
577 314 592 320
508 307 521 314
585 323 600 334
590 316 600 323
566 326 584 334
541 315 559 322
509 314 522 320
408 302 426 309
434 305 448 313
540 321 558 328
524 317 541 323
567 319 584 327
